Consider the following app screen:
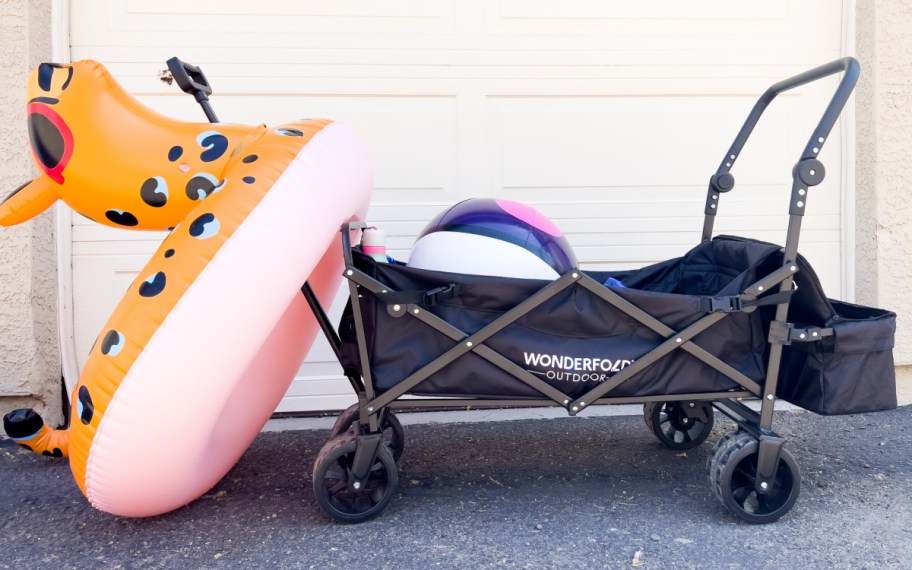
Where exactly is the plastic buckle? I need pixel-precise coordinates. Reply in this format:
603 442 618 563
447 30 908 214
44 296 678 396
789 326 832 343
703 296 742 313
423 283 460 307
769 321 832 345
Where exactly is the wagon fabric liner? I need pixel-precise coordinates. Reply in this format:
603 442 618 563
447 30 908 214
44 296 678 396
340 235 896 416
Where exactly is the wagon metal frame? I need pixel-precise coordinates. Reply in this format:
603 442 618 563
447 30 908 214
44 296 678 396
302 57 866 524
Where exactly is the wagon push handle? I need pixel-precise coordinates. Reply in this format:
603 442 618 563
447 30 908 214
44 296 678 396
163 57 220 123
701 57 860 242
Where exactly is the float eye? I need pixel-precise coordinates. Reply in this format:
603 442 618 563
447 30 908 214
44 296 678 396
26 102 73 184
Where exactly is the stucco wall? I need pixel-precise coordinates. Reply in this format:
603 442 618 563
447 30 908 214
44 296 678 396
0 0 62 426
856 0 912 402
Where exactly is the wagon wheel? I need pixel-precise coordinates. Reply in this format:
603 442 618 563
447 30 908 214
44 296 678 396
708 431 800 524
706 430 746 495
643 401 714 450
331 403 405 462
313 432 398 523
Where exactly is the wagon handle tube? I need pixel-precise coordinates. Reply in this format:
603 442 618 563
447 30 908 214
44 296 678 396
341 221 369 270
165 57 219 123
701 57 860 241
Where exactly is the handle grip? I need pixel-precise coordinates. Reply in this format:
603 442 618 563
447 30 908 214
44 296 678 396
716 57 860 180
702 58 860 242
165 57 219 123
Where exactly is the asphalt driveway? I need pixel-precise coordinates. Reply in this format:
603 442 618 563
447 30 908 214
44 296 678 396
1 404 910 569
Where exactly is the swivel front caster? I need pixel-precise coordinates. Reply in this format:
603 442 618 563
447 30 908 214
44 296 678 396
707 431 800 524
331 403 405 462
313 432 398 523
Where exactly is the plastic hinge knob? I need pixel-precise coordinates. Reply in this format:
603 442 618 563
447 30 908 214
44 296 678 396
712 173 735 193
795 159 825 186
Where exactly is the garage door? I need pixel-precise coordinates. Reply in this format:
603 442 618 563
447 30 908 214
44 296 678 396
65 1 852 412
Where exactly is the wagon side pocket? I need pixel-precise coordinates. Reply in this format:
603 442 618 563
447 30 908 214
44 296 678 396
777 301 896 415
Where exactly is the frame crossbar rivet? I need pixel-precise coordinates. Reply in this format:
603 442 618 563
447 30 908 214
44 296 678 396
730 154 736 160
346 270 353 276
564 400 569 405
353 482 362 490
797 201 804 208
812 331 818 337
572 406 579 412
580 401 586 406
757 285 764 292
799 333 807 339
393 304 401 311
413 308 420 314
818 137 825 143
760 481 768 490
675 338 682 343
572 272 579 279
813 147 819 154
711 204 717 209
466 341 473 347
790 266 797 272
766 394 774 401
368 406 374 412
798 189 806 196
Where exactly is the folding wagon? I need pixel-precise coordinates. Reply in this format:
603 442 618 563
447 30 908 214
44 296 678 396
300 57 896 524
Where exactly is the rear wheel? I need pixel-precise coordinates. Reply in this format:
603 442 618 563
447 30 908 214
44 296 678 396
643 401 714 450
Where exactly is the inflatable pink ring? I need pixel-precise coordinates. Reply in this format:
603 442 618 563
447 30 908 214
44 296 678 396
1 60 372 516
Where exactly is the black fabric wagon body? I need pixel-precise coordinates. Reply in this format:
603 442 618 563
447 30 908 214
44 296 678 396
305 57 898 525
341 235 896 415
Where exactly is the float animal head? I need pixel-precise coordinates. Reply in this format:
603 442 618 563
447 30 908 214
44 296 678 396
0 60 260 229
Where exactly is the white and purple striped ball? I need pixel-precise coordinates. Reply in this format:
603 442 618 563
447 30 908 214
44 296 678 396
408 198 578 280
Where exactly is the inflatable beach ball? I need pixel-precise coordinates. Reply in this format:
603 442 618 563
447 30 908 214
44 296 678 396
408 198 578 279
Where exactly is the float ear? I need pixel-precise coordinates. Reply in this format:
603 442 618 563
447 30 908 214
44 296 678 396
0 177 60 226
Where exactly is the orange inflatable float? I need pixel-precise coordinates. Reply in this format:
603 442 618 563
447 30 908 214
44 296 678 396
0 60 373 516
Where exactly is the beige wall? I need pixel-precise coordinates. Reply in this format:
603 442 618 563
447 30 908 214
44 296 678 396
0 0 62 426
856 0 912 401
0 2 909 420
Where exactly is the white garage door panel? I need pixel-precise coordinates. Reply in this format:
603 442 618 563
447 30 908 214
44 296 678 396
68 0 850 412
72 252 145 365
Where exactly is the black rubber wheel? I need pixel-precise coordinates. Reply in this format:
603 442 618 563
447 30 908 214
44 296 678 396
313 432 398 523
330 404 405 462
708 431 800 524
643 401 714 450
706 430 746 498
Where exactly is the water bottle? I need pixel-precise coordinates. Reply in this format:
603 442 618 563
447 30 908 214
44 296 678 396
361 227 388 263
